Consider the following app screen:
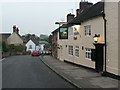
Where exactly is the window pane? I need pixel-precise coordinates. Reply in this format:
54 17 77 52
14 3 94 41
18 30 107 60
85 48 92 60
84 25 91 36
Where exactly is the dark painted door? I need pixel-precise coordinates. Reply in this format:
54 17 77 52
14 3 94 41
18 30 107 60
95 44 104 72
92 44 104 72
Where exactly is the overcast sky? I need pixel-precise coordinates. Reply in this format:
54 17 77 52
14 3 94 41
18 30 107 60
1 0 101 36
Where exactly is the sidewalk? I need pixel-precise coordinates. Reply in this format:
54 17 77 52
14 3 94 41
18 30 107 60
39 55 119 89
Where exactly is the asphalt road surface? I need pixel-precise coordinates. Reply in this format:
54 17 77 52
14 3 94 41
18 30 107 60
2 55 76 88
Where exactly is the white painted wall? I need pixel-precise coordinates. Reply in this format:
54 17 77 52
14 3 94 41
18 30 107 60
105 2 119 75
57 16 104 69
39 44 45 51
57 2 120 76
25 40 40 52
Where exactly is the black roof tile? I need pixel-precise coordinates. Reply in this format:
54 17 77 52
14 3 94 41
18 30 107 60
68 2 104 24
52 2 104 33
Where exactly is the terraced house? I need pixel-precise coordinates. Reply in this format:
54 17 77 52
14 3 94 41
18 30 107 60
52 1 120 79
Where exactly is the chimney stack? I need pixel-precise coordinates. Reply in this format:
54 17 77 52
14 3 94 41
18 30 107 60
67 13 75 22
79 0 93 13
16 27 19 34
76 9 80 16
13 25 16 33
13 25 19 34
76 0 93 16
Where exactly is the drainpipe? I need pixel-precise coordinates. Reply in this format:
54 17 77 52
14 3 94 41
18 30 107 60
102 5 107 75
35 45 36 51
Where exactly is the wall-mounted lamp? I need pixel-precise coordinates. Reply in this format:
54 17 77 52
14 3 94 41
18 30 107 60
93 34 100 43
66 45 67 47
74 36 77 40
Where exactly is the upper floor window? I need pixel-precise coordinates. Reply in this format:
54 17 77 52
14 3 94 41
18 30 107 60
84 25 91 36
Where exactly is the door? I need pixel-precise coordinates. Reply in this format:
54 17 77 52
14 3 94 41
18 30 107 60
92 44 104 72
95 44 104 72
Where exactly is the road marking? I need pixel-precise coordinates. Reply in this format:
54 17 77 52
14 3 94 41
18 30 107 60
0 58 5 62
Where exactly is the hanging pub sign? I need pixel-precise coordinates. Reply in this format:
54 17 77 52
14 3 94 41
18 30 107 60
59 27 68 39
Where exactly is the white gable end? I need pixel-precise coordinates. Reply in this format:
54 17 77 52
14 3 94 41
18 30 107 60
25 40 36 52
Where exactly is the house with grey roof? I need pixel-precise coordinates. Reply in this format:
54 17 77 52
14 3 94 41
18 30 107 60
25 39 40 52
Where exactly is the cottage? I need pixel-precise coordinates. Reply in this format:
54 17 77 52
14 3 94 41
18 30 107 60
7 25 23 46
26 39 40 52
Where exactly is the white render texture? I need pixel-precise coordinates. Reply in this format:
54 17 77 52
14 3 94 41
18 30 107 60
57 16 104 69
105 2 119 75
25 40 39 52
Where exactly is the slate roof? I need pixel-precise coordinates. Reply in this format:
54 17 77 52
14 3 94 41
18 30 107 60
17 33 23 41
52 24 73 33
60 24 73 28
51 2 104 33
31 39 39 46
52 28 59 33
68 2 104 25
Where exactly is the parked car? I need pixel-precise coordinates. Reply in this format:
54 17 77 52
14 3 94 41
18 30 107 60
42 50 51 55
31 51 41 56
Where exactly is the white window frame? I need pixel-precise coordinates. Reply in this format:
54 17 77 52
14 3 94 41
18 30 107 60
75 46 79 57
69 46 73 55
85 48 92 60
84 25 91 36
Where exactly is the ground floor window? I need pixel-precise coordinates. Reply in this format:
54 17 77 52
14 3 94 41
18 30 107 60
69 45 73 55
75 46 79 57
85 48 92 60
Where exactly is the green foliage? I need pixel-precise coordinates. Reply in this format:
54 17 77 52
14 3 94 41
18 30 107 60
49 34 52 45
40 34 49 42
8 44 25 53
22 34 40 42
2 41 9 52
15 44 24 52
8 44 15 51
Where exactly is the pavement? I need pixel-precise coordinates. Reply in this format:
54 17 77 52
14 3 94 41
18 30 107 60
39 55 120 89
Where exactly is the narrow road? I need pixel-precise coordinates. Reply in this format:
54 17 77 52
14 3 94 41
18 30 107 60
2 55 75 88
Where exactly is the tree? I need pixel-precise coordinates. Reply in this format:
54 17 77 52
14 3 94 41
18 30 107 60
8 44 15 53
48 34 52 45
15 44 24 53
40 34 49 42
22 34 40 43
2 41 9 52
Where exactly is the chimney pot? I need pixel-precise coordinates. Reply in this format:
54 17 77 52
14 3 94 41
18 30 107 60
67 13 75 22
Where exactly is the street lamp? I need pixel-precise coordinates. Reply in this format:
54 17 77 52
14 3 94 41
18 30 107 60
93 34 100 43
93 34 105 72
